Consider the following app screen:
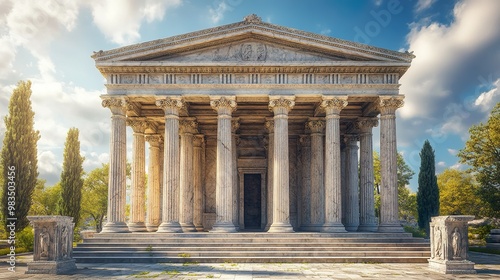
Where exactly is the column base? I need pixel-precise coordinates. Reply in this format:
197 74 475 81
321 222 347 233
194 224 205 232
268 222 294 233
180 222 197 232
357 223 379 232
101 222 130 233
128 222 148 232
378 222 404 233
146 224 159 232
210 221 237 233
345 224 360 232
157 222 183 233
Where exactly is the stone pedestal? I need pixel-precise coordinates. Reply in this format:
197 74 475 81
26 216 76 275
428 215 476 274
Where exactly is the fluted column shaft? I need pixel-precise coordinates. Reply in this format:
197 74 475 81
264 119 274 231
156 97 184 233
321 97 347 232
232 119 240 230
193 135 205 231
179 118 198 232
268 96 295 233
299 135 311 229
379 97 405 232
357 118 379 232
210 96 237 233
101 97 129 233
145 134 162 231
344 135 360 232
127 119 148 232
307 119 325 230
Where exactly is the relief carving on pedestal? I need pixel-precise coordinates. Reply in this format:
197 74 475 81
40 227 50 260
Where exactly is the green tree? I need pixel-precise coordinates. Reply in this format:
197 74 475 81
373 151 416 221
417 140 440 235
437 169 485 217
1 81 40 232
30 180 61 216
458 102 500 217
58 128 84 227
81 164 109 232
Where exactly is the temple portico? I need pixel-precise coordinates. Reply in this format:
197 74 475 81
94 14 414 234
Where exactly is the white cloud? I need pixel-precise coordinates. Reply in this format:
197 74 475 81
86 0 182 45
398 0 500 145
209 1 229 24
437 161 446 168
415 0 436 13
38 150 61 183
447 148 458 155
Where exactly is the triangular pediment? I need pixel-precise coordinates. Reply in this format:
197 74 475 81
92 14 414 65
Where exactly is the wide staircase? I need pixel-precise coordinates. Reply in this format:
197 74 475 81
73 232 430 263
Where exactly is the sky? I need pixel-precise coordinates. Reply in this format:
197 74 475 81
0 0 499 191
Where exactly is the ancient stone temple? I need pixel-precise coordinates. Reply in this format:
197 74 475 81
93 14 413 235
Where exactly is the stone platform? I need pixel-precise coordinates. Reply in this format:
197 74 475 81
73 232 430 263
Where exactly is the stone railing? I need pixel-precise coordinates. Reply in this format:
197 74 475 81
428 215 476 274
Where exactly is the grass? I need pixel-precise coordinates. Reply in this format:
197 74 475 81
469 247 500 255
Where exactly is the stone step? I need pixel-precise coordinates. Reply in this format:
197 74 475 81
74 245 430 252
74 256 430 263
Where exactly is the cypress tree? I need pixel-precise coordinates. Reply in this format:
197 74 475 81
58 128 84 227
1 81 40 232
417 140 440 236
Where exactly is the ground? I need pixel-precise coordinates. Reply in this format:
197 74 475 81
0 252 499 279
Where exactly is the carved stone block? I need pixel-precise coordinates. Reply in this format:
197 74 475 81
26 216 76 275
428 215 476 274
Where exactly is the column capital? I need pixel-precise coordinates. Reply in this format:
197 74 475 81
265 118 274 133
306 118 325 134
145 134 163 146
180 118 198 134
379 96 404 115
321 96 348 115
155 97 185 115
344 134 360 145
231 117 240 133
210 96 237 115
268 96 295 114
126 118 149 133
299 134 311 147
355 117 379 133
102 96 128 115
193 134 205 148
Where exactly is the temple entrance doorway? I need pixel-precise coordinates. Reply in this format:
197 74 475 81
243 174 262 230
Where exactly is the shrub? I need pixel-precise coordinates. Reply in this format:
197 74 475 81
404 225 427 238
16 226 34 251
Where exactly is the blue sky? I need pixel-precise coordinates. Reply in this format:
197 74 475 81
0 0 499 191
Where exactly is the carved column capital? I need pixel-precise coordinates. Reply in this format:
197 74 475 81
355 117 379 133
193 134 205 148
155 97 185 115
321 96 348 115
299 135 311 146
179 118 198 134
145 134 162 146
102 96 128 115
210 96 237 115
306 118 325 134
268 96 295 114
344 134 360 146
127 118 149 133
379 96 404 115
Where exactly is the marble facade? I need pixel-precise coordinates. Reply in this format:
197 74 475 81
94 14 414 234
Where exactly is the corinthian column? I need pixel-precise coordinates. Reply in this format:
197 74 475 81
193 134 205 231
145 134 162 232
127 118 148 232
101 97 129 233
155 97 184 233
232 118 240 230
344 134 360 232
179 118 198 232
268 96 295 233
356 118 379 232
210 96 237 233
264 118 274 231
299 135 311 230
379 96 404 233
306 118 325 231
321 96 347 232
